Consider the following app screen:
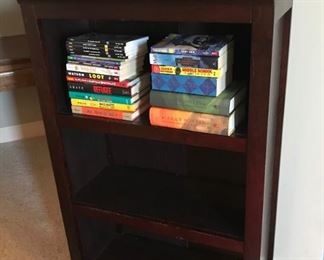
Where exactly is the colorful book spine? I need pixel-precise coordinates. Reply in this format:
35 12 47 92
151 65 223 78
67 59 144 70
67 49 129 59
150 34 234 57
67 55 126 65
67 82 149 96
149 107 230 135
67 63 131 76
67 70 119 82
150 82 246 116
70 95 148 112
66 75 140 88
72 103 149 121
66 44 126 54
149 52 232 69
69 91 135 104
66 42 124 50
151 72 232 97
67 60 121 70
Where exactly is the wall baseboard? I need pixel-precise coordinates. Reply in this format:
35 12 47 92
0 120 45 143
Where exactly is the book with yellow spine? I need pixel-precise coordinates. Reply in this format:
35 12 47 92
71 94 148 112
151 64 224 78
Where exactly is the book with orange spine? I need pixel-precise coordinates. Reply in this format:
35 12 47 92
149 104 245 136
72 103 149 121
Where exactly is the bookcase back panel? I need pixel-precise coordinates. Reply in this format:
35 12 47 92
107 135 187 175
77 215 118 260
108 135 246 184
40 19 92 114
61 128 109 195
186 147 246 184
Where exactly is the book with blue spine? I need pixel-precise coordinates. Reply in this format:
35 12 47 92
151 70 232 97
151 34 234 57
149 49 234 69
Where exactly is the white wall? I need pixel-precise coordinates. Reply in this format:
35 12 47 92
0 0 25 37
274 1 324 259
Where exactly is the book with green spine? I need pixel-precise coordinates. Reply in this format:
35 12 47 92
149 81 246 116
69 89 148 105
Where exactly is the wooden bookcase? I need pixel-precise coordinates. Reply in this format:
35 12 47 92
18 0 292 259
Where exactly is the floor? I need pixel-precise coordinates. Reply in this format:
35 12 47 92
0 137 70 260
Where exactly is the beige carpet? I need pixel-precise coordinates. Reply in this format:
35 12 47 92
0 137 70 260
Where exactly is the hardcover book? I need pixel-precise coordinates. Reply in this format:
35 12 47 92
149 102 245 136
149 49 234 69
151 70 232 97
150 81 246 116
151 34 234 57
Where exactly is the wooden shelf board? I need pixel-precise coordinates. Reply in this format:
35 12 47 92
96 234 242 260
57 113 247 153
73 165 245 254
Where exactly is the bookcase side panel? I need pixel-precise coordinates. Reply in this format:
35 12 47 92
244 2 275 260
20 4 83 259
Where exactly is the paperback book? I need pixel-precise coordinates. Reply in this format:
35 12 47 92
68 87 149 105
67 34 149 48
151 70 232 97
67 76 149 96
149 102 245 136
66 63 142 81
151 34 234 57
67 72 149 88
151 64 225 78
72 102 149 121
149 49 234 69
70 94 149 112
150 81 246 116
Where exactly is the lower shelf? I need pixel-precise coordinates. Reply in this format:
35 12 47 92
96 234 242 260
73 165 245 253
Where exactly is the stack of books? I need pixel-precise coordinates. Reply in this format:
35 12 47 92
65 33 150 121
149 34 246 135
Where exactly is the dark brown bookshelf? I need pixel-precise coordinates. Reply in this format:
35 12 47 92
18 0 292 259
57 113 247 152
96 234 242 260
73 165 244 252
